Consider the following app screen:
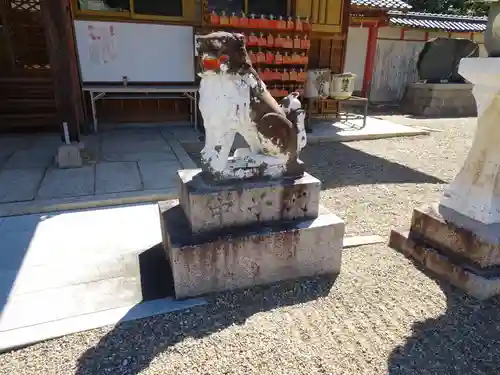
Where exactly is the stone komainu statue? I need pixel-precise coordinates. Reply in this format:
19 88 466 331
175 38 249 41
196 31 307 182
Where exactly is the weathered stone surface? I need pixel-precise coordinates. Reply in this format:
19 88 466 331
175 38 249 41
159 201 344 299
390 229 500 300
402 83 477 118
440 58 500 224
410 204 500 267
417 37 479 83
178 169 321 234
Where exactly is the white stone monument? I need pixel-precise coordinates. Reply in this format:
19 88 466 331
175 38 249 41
390 1 500 299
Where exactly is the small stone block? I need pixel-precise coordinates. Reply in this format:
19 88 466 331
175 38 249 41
411 205 500 268
56 144 83 169
178 169 321 233
389 229 500 300
159 201 344 299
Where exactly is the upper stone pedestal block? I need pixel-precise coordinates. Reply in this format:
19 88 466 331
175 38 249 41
440 58 500 227
178 169 321 234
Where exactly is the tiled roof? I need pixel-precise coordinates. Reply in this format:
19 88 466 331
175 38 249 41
388 11 487 32
351 0 412 10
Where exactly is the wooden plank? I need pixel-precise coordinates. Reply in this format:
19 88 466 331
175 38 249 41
295 0 312 18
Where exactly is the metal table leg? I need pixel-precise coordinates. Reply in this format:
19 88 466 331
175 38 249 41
90 91 98 133
194 91 199 132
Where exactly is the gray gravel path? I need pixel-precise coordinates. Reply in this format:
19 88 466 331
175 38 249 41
3 117 500 375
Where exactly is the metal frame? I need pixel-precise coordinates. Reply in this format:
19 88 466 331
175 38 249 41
337 95 368 129
82 85 199 133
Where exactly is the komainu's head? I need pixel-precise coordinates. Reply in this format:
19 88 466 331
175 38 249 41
197 31 251 74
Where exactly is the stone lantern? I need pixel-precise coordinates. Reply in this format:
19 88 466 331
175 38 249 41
390 0 500 299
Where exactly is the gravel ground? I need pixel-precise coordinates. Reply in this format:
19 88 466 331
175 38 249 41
3 116 500 375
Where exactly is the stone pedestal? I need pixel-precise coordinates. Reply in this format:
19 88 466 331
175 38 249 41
159 169 344 299
402 83 477 118
390 58 500 299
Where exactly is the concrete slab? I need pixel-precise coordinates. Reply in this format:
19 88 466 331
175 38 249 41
0 203 207 352
95 162 142 194
307 117 430 143
3 148 55 169
0 204 162 267
1 276 143 331
0 168 45 203
37 166 95 199
0 298 206 353
138 160 182 190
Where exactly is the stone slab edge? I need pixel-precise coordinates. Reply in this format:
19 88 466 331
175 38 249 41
0 188 177 218
389 229 500 300
411 204 500 268
0 297 207 353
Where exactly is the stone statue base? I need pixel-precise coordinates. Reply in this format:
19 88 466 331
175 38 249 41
159 169 344 299
202 148 305 183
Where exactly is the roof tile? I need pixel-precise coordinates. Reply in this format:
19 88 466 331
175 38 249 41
351 0 412 10
388 11 487 32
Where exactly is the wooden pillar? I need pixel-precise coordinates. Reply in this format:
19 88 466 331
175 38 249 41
362 24 378 98
40 0 84 142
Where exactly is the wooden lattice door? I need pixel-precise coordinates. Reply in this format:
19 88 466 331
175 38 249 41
0 0 58 130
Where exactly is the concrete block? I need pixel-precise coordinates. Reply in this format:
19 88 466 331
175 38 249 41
390 229 500 300
56 144 83 169
178 169 321 233
402 83 477 118
159 201 344 299
410 204 500 267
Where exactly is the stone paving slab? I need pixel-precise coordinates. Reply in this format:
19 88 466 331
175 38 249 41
95 162 143 194
0 168 45 203
3 148 55 170
138 160 182 190
37 166 95 199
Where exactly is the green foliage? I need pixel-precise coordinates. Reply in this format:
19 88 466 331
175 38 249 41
407 0 489 16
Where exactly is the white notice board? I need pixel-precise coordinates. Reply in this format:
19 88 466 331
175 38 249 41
74 20 195 83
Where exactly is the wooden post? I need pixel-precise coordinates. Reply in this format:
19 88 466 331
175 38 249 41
40 0 84 142
361 24 378 98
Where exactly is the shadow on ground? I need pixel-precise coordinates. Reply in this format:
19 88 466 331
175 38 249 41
184 142 445 189
75 274 337 375
300 143 445 189
387 264 500 374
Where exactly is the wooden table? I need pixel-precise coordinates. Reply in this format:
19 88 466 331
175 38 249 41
82 85 199 133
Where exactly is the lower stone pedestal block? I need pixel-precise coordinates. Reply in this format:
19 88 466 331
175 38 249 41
390 204 500 299
159 201 344 299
